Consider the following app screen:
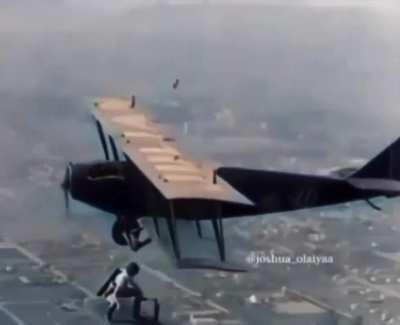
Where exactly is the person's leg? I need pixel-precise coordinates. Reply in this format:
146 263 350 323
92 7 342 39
107 302 117 322
120 216 138 249
133 298 142 320
123 231 135 251
153 299 160 323
120 216 141 250
128 219 151 252
130 219 143 241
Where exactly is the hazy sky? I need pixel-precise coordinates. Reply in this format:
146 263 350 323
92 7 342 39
0 1 399 238
1 1 399 162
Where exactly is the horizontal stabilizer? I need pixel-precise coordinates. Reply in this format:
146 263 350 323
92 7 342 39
347 177 400 192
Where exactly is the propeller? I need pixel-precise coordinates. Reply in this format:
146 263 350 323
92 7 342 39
61 163 72 218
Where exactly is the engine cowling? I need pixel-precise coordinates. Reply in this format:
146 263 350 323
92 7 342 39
62 161 133 215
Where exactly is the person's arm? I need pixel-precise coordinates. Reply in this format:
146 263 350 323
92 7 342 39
128 279 145 299
104 282 116 297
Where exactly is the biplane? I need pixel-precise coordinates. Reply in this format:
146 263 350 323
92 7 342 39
62 95 400 271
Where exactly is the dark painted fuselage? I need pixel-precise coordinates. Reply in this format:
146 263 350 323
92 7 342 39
66 161 395 220
217 167 391 217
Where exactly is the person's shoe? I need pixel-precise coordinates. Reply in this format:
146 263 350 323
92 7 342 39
107 304 117 322
132 238 152 252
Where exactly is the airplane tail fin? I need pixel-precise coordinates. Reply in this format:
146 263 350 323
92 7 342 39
353 137 400 180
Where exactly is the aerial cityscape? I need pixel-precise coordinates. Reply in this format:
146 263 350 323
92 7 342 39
0 1 399 324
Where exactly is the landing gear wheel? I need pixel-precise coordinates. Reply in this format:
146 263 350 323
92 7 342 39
112 221 128 246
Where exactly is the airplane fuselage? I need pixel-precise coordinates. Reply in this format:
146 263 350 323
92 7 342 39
66 161 395 220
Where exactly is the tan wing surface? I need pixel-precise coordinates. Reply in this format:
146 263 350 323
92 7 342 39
92 97 253 206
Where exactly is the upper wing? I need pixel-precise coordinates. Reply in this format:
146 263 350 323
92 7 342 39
92 97 253 206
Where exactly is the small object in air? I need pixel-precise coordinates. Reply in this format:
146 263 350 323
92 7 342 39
130 95 136 108
173 78 180 90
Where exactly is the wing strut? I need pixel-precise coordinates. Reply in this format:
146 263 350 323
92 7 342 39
195 220 203 238
211 204 226 262
152 218 160 238
166 201 181 260
108 135 120 161
95 120 110 160
366 199 383 211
